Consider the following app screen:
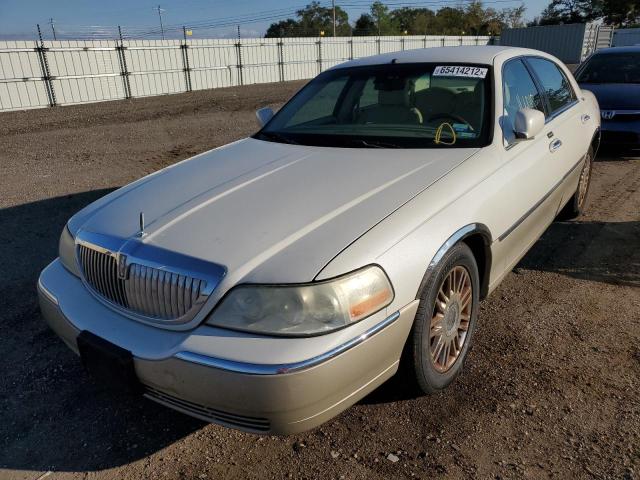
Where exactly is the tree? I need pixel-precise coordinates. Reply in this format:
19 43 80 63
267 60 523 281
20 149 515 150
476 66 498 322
264 1 351 37
435 7 467 34
370 1 396 35
410 8 438 34
500 5 527 28
296 1 351 36
353 14 377 35
265 0 523 38
535 0 604 24
265 19 298 38
390 7 436 34
602 0 640 25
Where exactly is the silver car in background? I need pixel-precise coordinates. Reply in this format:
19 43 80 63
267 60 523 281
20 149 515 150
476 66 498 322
38 46 600 434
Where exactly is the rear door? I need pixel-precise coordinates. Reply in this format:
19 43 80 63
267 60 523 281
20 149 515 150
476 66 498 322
525 57 587 204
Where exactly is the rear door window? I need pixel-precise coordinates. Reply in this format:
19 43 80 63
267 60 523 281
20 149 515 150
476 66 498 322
526 58 576 115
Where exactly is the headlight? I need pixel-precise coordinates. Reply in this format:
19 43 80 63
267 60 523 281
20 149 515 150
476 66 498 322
206 266 394 336
59 225 80 277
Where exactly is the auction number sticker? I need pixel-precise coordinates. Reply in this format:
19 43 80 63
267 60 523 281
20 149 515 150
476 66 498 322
433 66 488 78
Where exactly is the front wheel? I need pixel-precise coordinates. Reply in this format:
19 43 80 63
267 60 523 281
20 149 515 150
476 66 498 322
406 243 479 394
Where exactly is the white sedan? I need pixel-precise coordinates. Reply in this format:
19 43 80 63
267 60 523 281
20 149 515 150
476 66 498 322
38 45 600 434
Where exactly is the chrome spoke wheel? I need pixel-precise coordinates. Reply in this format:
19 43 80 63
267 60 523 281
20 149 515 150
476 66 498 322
577 154 591 208
429 266 472 373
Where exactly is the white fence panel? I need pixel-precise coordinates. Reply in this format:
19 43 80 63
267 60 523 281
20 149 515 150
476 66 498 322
47 40 125 105
0 35 494 112
0 41 49 111
282 38 318 81
242 38 280 85
189 40 236 90
125 40 185 97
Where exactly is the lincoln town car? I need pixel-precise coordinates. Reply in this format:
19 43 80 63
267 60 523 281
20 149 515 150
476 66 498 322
38 46 600 434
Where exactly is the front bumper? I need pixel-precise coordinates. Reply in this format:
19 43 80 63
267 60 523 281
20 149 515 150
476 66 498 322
38 259 419 434
600 119 640 148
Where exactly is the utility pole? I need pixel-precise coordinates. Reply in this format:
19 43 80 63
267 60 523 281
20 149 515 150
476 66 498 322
332 0 336 37
237 24 241 40
157 5 165 40
48 17 57 40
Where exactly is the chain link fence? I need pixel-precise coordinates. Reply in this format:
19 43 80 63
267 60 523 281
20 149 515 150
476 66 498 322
0 34 496 112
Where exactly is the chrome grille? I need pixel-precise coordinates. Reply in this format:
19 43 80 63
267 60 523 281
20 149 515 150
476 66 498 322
78 244 207 321
78 245 128 307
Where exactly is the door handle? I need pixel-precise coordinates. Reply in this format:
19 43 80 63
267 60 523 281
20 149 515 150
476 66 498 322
549 139 562 153
581 114 591 124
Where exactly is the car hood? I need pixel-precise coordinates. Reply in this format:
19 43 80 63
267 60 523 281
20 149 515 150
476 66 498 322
70 138 478 284
580 83 640 110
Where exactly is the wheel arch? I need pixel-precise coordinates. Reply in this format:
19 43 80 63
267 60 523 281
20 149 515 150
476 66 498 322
420 223 493 301
590 127 601 157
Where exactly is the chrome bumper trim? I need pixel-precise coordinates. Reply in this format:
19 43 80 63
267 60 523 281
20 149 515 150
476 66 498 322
174 311 401 375
37 276 59 305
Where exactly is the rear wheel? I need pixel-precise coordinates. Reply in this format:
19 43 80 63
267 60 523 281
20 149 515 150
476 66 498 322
407 243 479 394
558 147 593 220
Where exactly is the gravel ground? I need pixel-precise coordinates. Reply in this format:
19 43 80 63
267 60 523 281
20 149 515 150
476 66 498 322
0 81 638 480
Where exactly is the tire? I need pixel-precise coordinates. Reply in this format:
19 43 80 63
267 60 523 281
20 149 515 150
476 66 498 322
406 242 480 394
558 146 594 221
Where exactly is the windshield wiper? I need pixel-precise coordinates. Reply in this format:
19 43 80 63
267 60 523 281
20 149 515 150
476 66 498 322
347 138 402 149
257 131 299 145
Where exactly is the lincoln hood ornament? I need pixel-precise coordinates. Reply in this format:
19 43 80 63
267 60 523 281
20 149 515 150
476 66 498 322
138 211 146 237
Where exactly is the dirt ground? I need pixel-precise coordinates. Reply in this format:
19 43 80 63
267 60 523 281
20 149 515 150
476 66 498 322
0 81 638 480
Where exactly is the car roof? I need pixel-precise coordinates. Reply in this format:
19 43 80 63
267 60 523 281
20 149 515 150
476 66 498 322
590 46 640 55
332 45 540 69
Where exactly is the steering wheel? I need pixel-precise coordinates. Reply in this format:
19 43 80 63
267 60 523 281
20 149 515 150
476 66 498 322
426 113 474 132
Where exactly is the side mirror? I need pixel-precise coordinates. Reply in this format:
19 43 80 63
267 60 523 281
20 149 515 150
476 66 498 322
256 107 274 128
514 108 545 140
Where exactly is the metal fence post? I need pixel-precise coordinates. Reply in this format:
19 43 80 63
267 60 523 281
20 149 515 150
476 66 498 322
349 38 354 60
423 36 427 49
459 36 463 45
277 40 285 82
181 26 192 92
36 24 56 107
401 37 405 50
376 36 381 54
236 40 244 86
441 36 445 47
117 26 132 99
317 37 322 74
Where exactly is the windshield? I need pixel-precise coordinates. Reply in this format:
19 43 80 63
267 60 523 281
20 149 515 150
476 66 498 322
255 63 492 149
576 52 640 84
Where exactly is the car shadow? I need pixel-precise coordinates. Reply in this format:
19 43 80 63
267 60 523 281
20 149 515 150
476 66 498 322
0 189 206 473
517 219 640 287
596 146 640 161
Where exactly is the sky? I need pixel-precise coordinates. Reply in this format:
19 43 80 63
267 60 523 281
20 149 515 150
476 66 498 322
0 0 548 40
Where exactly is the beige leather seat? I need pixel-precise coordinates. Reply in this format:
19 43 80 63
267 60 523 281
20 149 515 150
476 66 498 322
357 83 423 125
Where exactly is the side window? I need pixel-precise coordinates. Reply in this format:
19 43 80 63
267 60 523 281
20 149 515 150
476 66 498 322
526 58 576 115
502 59 545 144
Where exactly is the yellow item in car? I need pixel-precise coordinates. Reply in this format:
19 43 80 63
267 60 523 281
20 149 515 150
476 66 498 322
434 122 456 145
